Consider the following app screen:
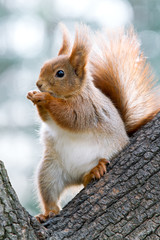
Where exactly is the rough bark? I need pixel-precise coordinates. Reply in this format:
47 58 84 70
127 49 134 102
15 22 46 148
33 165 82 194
0 161 48 240
0 112 160 240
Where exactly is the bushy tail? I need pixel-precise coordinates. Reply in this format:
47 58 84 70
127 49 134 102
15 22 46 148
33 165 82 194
90 28 160 134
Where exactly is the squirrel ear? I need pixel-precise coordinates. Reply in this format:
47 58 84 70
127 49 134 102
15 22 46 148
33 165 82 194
69 24 91 78
58 23 71 56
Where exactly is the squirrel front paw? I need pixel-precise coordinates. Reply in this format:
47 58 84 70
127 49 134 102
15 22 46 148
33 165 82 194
83 158 109 187
27 91 51 106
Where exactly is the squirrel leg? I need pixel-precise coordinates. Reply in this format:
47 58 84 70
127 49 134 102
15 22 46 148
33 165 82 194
36 105 50 122
36 158 65 223
82 158 109 187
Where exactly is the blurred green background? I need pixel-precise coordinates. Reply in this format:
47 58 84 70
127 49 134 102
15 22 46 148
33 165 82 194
0 0 160 216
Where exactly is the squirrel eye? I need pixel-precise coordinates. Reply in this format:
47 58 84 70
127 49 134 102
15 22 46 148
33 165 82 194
56 70 64 78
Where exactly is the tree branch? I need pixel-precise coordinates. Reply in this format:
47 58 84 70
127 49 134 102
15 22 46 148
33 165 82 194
0 161 48 240
0 113 160 240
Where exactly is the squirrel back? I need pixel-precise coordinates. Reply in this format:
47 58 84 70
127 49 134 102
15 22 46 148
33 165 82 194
90 28 160 134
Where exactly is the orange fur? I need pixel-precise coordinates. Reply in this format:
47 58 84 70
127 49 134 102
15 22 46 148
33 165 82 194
90 28 160 133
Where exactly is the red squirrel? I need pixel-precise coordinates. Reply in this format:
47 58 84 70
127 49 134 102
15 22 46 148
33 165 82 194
27 24 160 222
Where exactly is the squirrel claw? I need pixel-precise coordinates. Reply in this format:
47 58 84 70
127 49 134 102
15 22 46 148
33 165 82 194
83 158 109 187
35 211 56 223
35 214 48 223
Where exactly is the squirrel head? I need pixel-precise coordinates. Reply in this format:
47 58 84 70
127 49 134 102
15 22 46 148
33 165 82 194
36 24 91 98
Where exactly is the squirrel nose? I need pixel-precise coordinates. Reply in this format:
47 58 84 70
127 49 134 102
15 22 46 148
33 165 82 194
36 80 43 89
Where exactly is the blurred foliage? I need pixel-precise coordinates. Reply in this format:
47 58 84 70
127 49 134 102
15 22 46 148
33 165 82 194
0 0 160 216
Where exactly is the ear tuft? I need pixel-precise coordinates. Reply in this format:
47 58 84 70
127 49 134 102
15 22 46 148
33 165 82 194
69 24 91 78
58 23 71 56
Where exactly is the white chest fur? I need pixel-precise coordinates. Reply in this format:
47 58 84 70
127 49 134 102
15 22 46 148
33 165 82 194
41 120 122 180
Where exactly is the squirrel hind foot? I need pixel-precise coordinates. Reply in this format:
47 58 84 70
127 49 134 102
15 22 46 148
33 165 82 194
83 158 109 187
35 210 58 223
35 213 48 223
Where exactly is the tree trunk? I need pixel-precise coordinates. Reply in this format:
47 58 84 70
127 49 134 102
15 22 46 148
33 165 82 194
0 113 160 240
